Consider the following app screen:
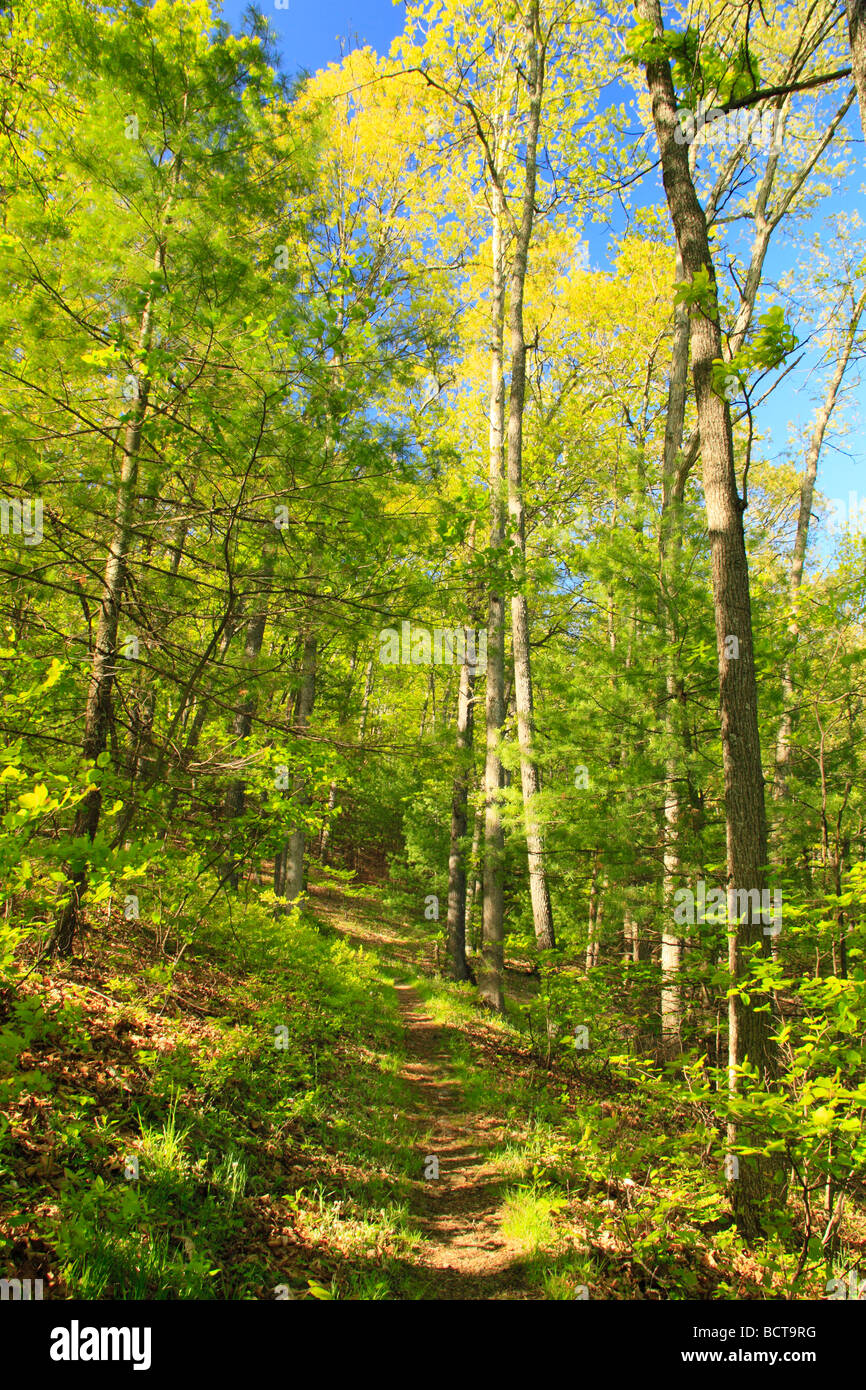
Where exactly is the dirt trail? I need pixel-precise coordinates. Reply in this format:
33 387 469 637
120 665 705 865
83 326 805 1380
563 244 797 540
308 884 539 1297
394 982 536 1299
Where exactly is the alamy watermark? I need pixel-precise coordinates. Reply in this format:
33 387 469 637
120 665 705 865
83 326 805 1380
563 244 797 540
0 1277 43 1300
50 1323 152 1371
827 491 866 536
378 620 487 670
0 497 43 546
826 1270 866 1300
674 103 783 153
673 880 782 937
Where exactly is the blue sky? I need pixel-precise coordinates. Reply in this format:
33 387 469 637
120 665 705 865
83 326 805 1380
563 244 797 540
216 0 863 546
217 0 405 75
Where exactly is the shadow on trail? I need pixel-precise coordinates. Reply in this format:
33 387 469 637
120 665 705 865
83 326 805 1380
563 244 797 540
306 883 541 1298
394 983 539 1300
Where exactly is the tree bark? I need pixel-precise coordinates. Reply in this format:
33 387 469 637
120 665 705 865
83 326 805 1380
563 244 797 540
480 177 508 1013
624 906 639 965
503 0 555 952
320 655 373 865
465 796 483 953
224 531 276 888
53 225 167 955
847 0 866 133
446 627 476 982
586 849 602 971
638 0 778 1237
280 630 318 905
660 248 690 1044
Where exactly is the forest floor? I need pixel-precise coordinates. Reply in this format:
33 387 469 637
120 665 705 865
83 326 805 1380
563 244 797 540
392 981 535 1298
311 886 539 1296
1 875 851 1300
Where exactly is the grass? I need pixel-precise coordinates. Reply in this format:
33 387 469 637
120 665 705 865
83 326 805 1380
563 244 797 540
501 1180 566 1251
0 895 432 1299
3 883 864 1300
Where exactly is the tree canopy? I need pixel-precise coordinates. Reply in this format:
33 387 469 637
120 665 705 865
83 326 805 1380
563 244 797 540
1 0 865 1322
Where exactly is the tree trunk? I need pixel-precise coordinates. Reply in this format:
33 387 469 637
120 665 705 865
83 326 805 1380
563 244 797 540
446 628 476 982
503 0 555 952
660 248 690 1044
280 631 318 905
224 531 276 888
465 796 483 953
480 178 508 1013
623 906 639 964
847 0 866 134
586 850 601 971
321 655 373 865
357 658 374 741
639 0 778 1237
53 229 166 955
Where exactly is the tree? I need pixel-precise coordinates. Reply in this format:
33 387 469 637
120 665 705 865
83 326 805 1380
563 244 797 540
636 0 780 1235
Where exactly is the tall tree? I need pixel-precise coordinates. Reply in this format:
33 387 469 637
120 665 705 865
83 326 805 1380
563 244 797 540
636 0 779 1236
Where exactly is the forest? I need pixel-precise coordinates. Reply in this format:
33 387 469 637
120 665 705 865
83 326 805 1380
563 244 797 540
1 0 865 1318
